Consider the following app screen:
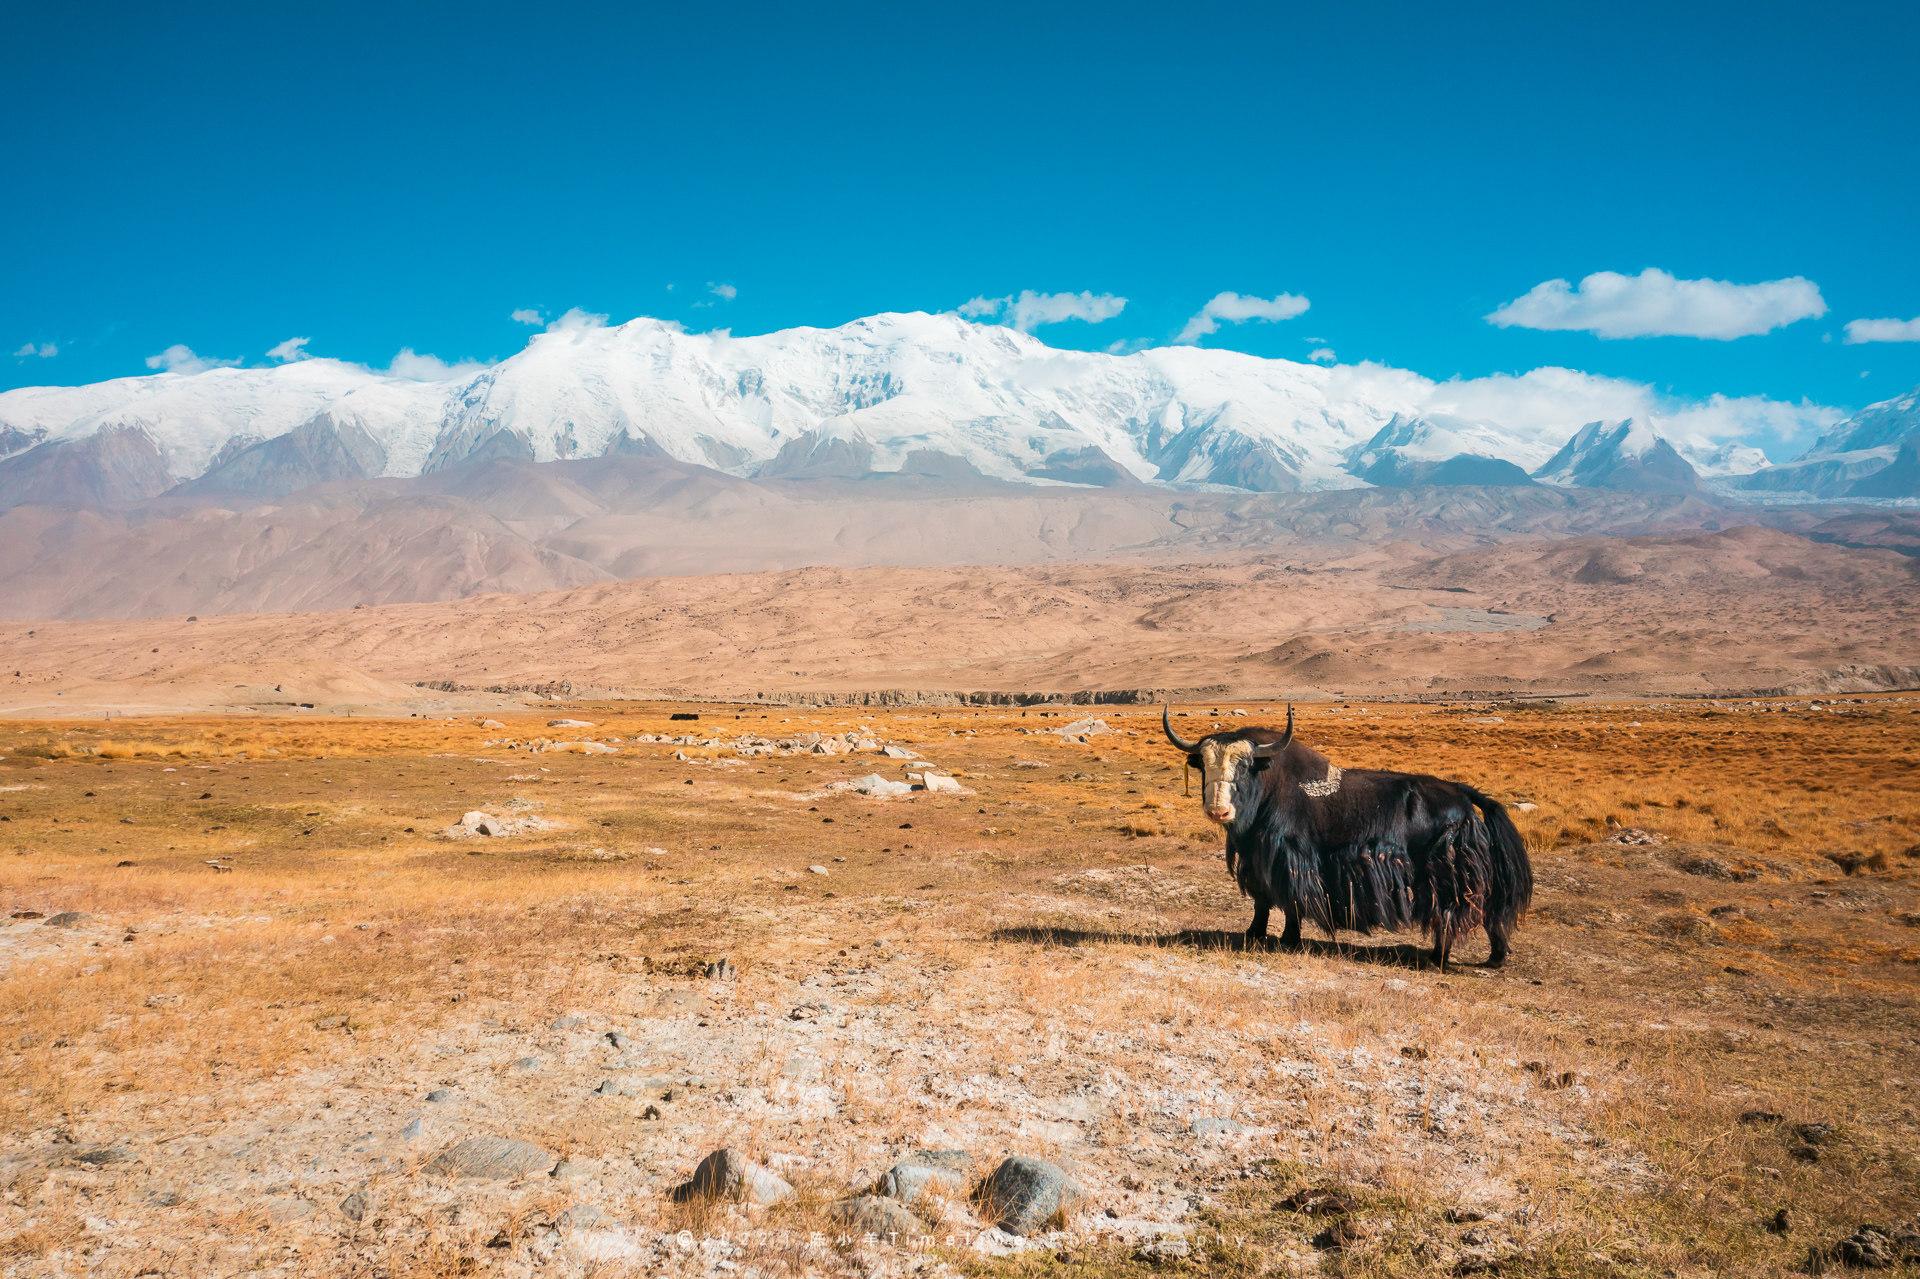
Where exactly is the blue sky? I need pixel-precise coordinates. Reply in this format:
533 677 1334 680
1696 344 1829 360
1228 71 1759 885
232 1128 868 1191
4 0 1917 434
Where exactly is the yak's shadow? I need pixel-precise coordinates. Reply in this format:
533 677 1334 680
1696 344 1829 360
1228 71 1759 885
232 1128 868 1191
991 925 1475 971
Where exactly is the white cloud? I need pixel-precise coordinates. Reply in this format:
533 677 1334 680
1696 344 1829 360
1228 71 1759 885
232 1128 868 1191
1487 268 1826 339
959 290 1127 332
1176 291 1311 344
145 344 241 374
1320 360 1841 461
12 341 57 358
708 282 737 301
510 308 546 326
545 307 609 332
1843 316 1920 344
385 348 487 382
265 336 311 363
1308 347 1337 365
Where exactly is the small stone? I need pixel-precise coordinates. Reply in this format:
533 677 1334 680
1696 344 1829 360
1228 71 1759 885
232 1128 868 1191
593 1079 632 1097
547 719 595 728
71 1144 134 1167
875 1151 971 1204
973 1156 1080 1236
557 1203 604 1232
1135 1235 1192 1264
670 1148 792 1204
424 1135 556 1180
399 1117 424 1141
830 1195 926 1238
510 1056 541 1072
808 864 829 876
480 719 506 729
606 1031 633 1052
339 1189 370 1223
425 1088 455 1103
43 911 89 928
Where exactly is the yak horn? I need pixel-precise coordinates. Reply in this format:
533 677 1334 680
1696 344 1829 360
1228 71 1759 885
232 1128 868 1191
1248 704 1296 758
1162 704 1200 752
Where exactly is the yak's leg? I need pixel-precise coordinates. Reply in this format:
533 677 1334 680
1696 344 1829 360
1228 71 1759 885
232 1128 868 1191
1485 917 1511 968
1278 906 1302 950
1246 900 1271 945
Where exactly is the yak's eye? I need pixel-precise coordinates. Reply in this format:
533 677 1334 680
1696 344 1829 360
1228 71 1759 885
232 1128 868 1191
1250 757 1271 773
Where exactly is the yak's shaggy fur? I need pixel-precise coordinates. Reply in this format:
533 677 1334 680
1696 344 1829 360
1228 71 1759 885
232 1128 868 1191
1168 710 1533 968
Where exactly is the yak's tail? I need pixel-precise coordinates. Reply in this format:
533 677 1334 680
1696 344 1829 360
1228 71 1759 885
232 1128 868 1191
1468 788 1533 933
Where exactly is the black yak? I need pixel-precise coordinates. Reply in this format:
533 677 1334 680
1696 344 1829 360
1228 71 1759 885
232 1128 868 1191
1163 705 1532 968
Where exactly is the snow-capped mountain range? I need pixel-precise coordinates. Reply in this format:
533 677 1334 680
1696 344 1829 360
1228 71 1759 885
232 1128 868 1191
1 311 1915 506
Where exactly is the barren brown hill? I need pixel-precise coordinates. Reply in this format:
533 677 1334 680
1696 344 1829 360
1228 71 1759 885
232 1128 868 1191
0 456 1838 621
4 526 1914 715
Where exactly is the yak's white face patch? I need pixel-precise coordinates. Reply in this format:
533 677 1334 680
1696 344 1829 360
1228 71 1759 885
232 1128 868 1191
1197 739 1253 824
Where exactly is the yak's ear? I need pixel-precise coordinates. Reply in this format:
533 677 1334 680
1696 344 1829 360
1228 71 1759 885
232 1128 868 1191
1186 753 1202 769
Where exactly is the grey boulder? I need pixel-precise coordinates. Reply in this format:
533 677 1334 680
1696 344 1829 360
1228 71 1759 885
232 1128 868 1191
670 1148 792 1205
973 1155 1081 1235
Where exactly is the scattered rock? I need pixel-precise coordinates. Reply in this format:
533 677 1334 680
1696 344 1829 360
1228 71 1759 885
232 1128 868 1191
881 744 917 759
547 719 595 728
42 911 88 928
973 1156 1080 1236
423 1135 556 1180
875 1150 972 1204
70 1144 134 1167
1808 1223 1920 1272
1607 826 1665 846
670 1148 793 1205
1825 850 1889 876
1277 1185 1359 1217
1135 1235 1193 1264
829 1195 926 1238
820 773 915 799
339 1189 370 1223
480 719 506 730
550 1013 585 1030
912 770 967 794
425 1088 455 1103
808 864 829 876
1055 717 1111 739
557 1204 604 1232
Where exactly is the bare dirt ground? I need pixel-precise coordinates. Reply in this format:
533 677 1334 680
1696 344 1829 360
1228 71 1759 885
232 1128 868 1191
2 699 1916 1277
4 526 1917 717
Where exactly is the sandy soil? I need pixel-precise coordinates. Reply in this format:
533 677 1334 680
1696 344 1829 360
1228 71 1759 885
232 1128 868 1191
3 526 1915 717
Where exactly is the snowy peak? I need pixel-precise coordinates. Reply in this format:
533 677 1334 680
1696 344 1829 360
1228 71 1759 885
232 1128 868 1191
2 314 1895 510
1533 419 1700 494
1347 413 1541 487
1742 385 1920 497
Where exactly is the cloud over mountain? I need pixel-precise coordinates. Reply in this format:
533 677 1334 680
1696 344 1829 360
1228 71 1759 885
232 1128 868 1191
1487 268 1826 339
1177 292 1311 344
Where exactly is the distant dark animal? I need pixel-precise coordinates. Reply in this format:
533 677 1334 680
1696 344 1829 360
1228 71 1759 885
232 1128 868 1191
1163 705 1532 968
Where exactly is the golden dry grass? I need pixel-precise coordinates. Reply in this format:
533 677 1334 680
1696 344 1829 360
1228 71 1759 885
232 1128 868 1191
0 697 1916 1277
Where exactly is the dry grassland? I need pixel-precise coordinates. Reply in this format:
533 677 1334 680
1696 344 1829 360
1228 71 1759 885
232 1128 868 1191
1 699 1916 1278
